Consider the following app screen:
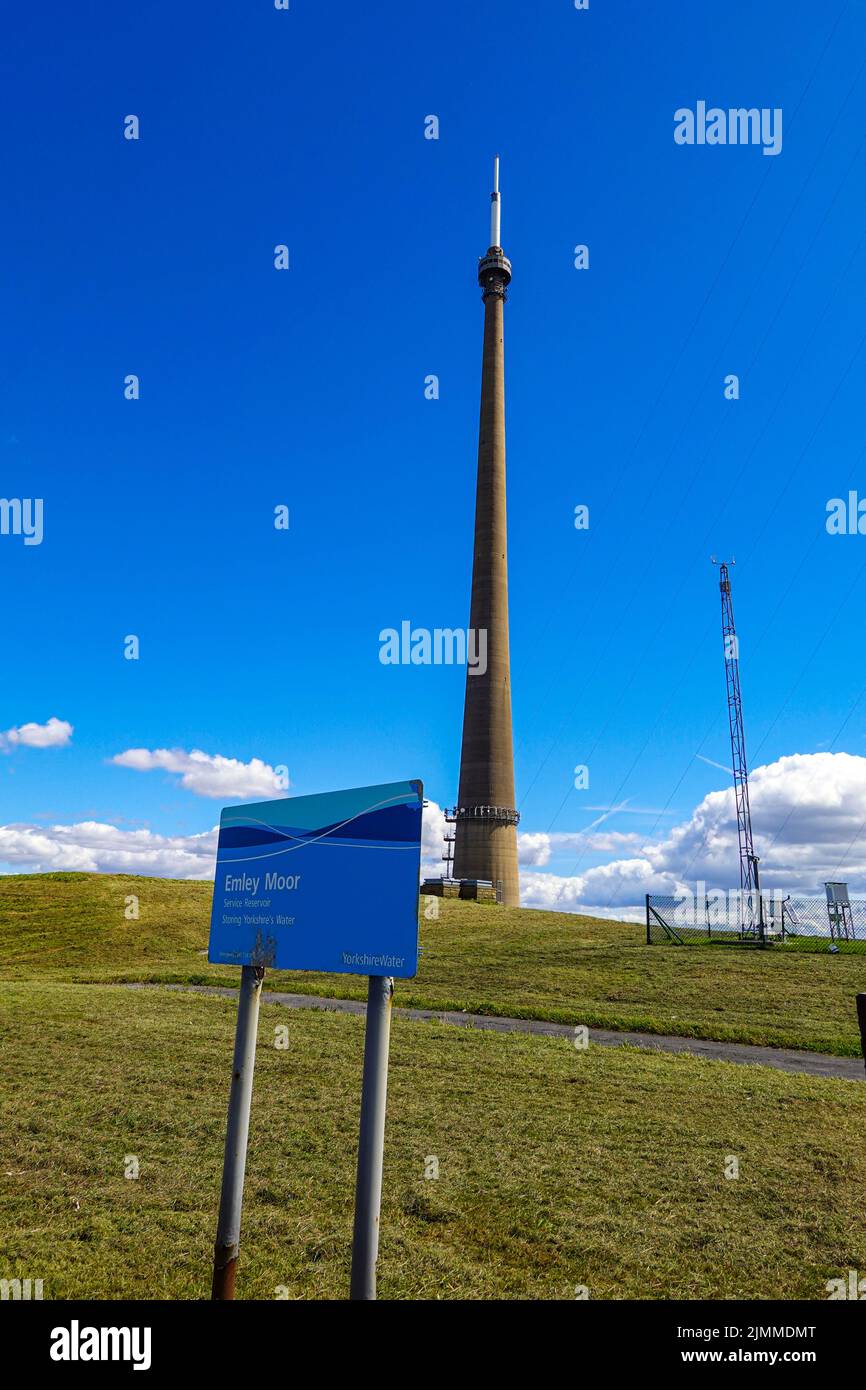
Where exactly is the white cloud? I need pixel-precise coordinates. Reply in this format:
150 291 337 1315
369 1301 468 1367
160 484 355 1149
0 798 475 885
518 873 648 922
518 829 643 867
419 798 451 881
0 717 73 751
655 751 866 889
0 821 217 878
0 797 445 882
421 798 447 861
519 751 866 914
110 747 287 800
517 832 552 866
7 753 865 917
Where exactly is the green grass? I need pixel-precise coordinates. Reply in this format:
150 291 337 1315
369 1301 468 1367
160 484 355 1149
1 872 865 1055
1 980 864 1300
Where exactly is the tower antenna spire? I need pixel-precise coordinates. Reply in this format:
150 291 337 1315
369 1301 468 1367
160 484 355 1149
490 155 501 249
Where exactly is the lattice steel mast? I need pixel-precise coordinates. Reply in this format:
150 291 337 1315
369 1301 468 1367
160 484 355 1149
714 560 759 930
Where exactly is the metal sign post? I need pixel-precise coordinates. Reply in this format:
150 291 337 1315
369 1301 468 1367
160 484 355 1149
211 964 265 1300
350 974 394 1301
206 780 422 1299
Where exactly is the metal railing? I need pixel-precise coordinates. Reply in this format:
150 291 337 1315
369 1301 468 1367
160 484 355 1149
446 804 521 826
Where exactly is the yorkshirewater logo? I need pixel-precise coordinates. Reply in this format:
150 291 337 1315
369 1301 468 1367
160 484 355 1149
342 950 405 969
50 1320 152 1371
674 102 782 157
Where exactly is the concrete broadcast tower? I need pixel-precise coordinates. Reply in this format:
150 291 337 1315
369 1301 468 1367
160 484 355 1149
451 158 520 907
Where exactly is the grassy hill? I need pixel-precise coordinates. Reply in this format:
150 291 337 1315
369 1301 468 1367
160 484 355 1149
2 872 865 1300
1 980 864 1300
0 872 865 1055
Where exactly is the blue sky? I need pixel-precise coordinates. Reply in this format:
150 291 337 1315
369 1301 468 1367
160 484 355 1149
3 0 866 910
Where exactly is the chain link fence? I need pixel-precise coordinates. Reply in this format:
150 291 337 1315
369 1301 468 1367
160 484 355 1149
646 891 866 952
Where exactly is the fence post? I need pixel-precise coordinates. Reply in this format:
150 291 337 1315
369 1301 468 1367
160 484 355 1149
645 893 651 945
857 995 866 1078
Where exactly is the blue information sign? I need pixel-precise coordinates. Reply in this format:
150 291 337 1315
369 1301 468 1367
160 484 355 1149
208 779 423 977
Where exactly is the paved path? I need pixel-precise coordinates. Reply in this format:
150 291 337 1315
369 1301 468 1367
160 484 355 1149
122 982 865 1083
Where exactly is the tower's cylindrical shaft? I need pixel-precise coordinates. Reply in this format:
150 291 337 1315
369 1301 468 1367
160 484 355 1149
453 240 520 907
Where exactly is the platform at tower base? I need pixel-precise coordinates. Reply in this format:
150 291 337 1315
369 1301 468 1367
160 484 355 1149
421 877 499 904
